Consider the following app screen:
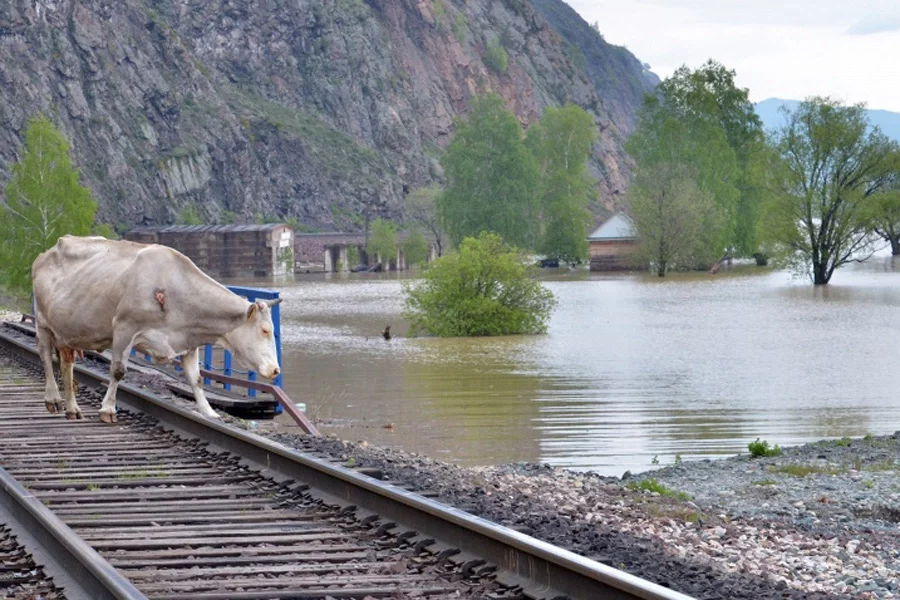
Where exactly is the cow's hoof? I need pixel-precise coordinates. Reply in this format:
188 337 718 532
65 410 83 420
45 402 59 414
99 411 117 424
200 410 220 419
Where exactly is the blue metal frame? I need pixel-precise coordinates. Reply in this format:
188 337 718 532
130 285 283 406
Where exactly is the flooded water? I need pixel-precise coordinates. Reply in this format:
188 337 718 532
238 256 900 476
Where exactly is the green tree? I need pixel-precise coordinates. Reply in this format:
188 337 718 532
484 38 508 74
402 232 556 336
626 100 739 268
656 60 767 256
859 173 900 254
177 205 203 225
367 218 398 266
526 104 597 265
439 94 539 248
91 222 119 240
402 229 430 267
0 115 96 293
628 163 720 275
405 185 446 256
762 97 899 284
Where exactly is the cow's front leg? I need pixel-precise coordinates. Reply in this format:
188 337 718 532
37 330 64 414
98 357 126 424
182 347 219 419
58 347 83 420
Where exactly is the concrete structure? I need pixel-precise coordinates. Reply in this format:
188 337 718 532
587 214 638 271
294 232 438 273
125 224 294 278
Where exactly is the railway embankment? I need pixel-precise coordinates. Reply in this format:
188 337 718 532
257 426 900 599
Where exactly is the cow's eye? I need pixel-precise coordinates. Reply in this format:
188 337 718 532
261 328 272 336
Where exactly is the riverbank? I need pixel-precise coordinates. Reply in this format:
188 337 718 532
254 424 899 599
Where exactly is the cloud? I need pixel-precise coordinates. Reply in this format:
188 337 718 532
846 15 900 35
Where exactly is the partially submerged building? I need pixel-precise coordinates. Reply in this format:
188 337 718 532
125 224 294 278
587 214 637 271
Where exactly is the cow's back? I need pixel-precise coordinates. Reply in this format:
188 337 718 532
33 236 150 348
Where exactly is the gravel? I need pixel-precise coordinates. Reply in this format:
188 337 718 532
251 427 900 599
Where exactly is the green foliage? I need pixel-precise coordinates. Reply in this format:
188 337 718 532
405 185 446 256
761 97 900 284
656 61 767 257
526 104 596 265
628 163 721 275
176 205 203 225
367 218 398 264
402 232 557 337
347 245 361 267
0 115 96 293
768 464 840 477
626 84 740 270
858 174 900 254
91 223 119 240
452 14 468 44
626 61 769 265
625 478 691 501
484 38 508 74
221 210 239 225
748 438 782 458
439 95 539 248
402 229 430 267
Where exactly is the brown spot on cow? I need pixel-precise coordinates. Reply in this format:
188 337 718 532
155 288 166 311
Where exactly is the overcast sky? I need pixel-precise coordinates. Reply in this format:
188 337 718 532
565 0 900 112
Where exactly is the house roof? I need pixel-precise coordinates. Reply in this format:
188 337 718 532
587 214 635 241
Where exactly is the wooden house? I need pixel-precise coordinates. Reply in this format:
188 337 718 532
587 214 637 271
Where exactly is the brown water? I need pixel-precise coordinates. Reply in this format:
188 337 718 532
236 256 900 476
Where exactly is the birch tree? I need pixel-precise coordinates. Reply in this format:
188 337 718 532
0 115 96 293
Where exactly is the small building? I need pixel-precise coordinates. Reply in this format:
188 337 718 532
587 213 637 271
125 224 294 278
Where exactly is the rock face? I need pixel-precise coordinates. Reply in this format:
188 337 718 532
0 0 655 229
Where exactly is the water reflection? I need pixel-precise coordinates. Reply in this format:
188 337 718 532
227 256 900 476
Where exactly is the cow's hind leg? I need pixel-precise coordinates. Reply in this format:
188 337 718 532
36 328 64 414
182 348 219 419
58 347 83 420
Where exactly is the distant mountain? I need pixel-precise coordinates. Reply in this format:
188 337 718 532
755 98 900 141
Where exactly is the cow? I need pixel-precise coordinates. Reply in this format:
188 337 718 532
32 235 282 423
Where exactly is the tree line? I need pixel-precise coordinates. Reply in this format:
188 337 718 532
626 59 900 284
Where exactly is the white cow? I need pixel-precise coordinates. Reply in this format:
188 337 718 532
32 235 282 423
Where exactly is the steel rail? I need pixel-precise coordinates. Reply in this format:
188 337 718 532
0 463 146 599
0 325 695 600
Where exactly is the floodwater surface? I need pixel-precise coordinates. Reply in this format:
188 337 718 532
248 257 900 476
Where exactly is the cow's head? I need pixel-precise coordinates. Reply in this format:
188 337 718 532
222 299 282 380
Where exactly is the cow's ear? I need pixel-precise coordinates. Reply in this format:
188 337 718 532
247 303 257 320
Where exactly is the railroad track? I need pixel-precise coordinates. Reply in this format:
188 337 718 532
0 323 694 600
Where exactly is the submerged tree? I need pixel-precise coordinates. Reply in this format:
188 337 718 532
859 173 900 254
0 115 96 293
526 104 597 265
366 218 398 266
439 94 539 248
402 232 557 337
626 101 738 269
404 185 446 257
402 229 430 267
762 97 899 284
628 163 720 276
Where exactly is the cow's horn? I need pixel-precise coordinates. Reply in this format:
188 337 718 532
266 298 283 307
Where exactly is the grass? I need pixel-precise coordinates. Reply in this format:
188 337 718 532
748 438 782 458
768 464 843 477
752 479 777 486
626 478 691 501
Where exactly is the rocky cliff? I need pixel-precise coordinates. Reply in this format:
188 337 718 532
0 0 654 229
